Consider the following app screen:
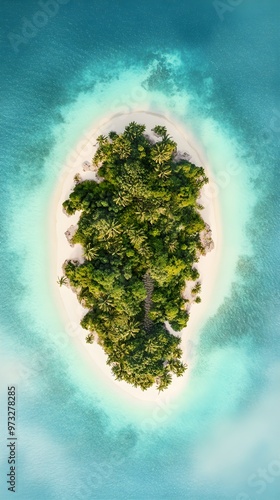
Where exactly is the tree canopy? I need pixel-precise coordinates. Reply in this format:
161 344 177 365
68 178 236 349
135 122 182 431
62 122 209 391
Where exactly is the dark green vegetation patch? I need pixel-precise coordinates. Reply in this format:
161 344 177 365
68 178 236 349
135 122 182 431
62 122 209 391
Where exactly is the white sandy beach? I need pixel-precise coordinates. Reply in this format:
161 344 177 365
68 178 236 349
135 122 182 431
49 110 222 403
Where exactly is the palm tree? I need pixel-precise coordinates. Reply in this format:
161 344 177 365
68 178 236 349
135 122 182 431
113 192 131 207
98 295 114 312
127 320 140 335
157 372 173 392
124 121 146 140
95 219 116 241
128 228 147 249
84 244 98 261
168 241 178 254
152 125 171 142
168 360 187 377
112 135 132 159
145 339 159 354
93 135 111 165
112 363 125 380
104 220 122 239
151 143 174 165
108 130 117 140
155 164 172 179
85 333 94 344
96 135 107 147
57 276 67 287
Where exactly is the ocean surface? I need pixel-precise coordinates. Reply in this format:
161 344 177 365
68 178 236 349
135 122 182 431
0 1 280 499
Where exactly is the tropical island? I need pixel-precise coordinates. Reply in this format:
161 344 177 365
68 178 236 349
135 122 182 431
61 121 211 392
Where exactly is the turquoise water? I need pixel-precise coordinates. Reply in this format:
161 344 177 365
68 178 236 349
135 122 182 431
0 1 280 499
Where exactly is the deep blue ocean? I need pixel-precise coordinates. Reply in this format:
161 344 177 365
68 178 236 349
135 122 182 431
0 1 280 499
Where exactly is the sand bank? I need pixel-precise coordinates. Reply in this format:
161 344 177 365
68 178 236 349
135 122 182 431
49 110 222 403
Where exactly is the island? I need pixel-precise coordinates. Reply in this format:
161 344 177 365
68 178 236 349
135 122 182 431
61 121 211 391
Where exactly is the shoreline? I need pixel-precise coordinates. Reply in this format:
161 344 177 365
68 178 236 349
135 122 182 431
49 110 222 403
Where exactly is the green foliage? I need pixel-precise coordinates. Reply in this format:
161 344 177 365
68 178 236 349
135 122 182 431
192 281 201 295
63 122 209 391
85 333 94 344
57 276 67 287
